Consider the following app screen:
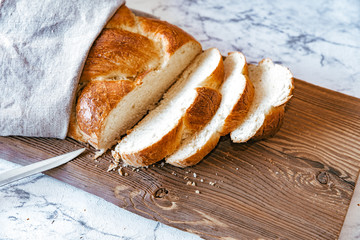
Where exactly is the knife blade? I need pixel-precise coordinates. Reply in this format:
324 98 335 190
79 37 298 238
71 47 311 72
0 148 86 187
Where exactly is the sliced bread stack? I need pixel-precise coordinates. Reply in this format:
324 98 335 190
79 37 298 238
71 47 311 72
166 52 254 167
114 51 294 168
114 48 224 167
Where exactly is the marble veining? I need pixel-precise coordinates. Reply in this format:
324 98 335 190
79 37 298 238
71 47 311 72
1 0 360 239
129 0 360 98
339 175 360 240
0 160 199 240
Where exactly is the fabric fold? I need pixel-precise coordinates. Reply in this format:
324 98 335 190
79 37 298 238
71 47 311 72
0 0 125 138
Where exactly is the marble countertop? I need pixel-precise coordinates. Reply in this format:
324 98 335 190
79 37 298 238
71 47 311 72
1 0 359 239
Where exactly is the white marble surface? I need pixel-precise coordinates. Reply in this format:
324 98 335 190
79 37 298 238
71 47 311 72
1 0 360 239
130 0 360 98
340 176 360 240
0 160 199 240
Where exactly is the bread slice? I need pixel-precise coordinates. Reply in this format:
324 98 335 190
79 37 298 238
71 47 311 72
230 58 294 142
114 48 224 167
166 52 254 167
67 5 202 155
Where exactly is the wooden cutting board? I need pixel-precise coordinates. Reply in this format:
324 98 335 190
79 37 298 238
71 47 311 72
1 79 359 240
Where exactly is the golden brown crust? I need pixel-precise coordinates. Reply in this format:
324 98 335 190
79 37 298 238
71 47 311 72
76 80 134 145
80 28 161 81
221 76 254 135
251 105 285 141
138 17 200 55
68 5 202 150
121 118 184 167
105 5 137 29
202 56 225 90
242 60 249 76
67 110 86 142
169 133 220 168
184 87 222 133
182 53 224 133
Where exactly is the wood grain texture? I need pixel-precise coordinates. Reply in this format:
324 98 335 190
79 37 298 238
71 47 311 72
1 79 360 239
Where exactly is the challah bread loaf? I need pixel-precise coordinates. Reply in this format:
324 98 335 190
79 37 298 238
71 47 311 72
114 48 224 167
230 59 294 142
67 5 202 154
166 52 254 167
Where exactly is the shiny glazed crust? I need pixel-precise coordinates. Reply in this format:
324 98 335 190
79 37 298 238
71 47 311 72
75 80 135 146
67 5 202 150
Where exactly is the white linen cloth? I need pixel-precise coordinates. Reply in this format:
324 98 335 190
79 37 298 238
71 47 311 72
0 0 124 138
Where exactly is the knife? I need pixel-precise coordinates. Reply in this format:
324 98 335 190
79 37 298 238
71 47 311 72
0 148 86 187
